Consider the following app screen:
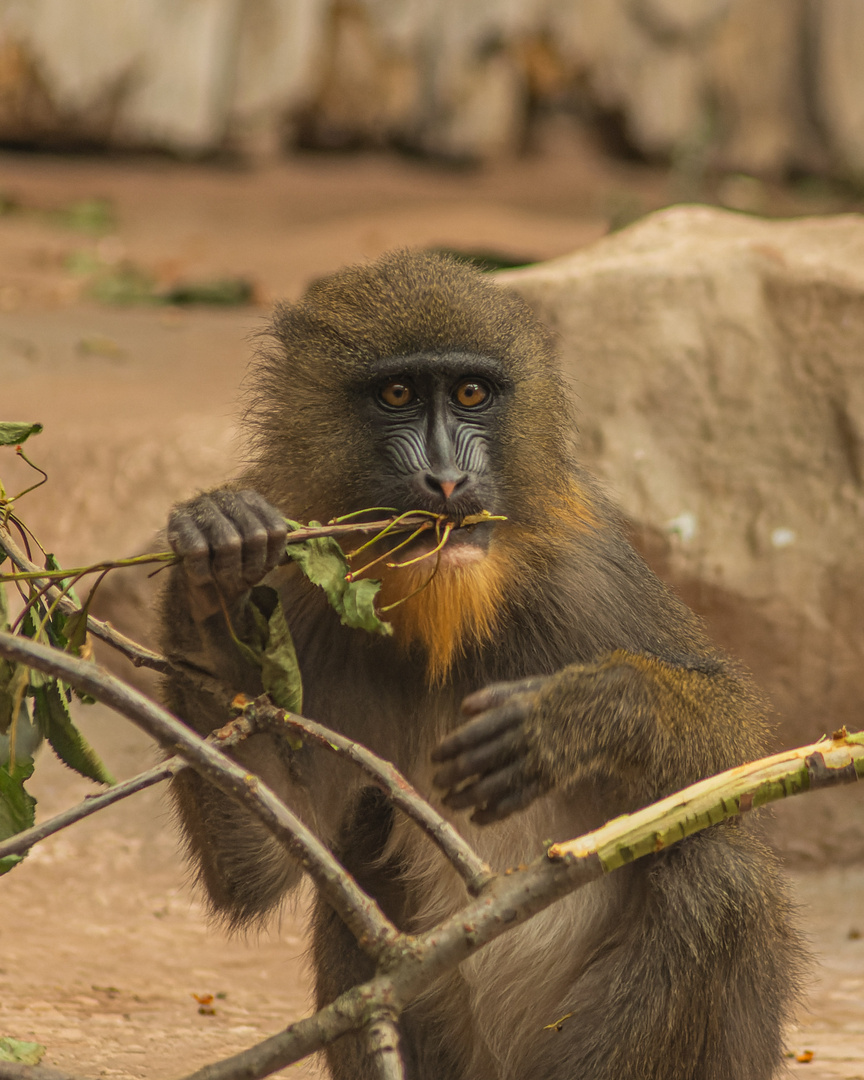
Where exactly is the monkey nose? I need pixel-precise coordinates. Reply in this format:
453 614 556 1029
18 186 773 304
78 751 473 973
423 472 469 502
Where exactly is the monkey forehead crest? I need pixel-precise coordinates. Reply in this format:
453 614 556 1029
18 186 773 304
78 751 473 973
264 249 559 380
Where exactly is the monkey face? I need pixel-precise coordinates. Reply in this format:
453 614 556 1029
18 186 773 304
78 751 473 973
359 350 508 558
246 250 577 534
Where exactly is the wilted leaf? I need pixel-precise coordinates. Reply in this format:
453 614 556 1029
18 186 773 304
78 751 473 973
0 757 35 875
62 608 87 651
0 421 43 446
261 599 303 714
32 681 115 785
0 1037 45 1064
0 691 41 764
284 524 391 637
0 662 28 738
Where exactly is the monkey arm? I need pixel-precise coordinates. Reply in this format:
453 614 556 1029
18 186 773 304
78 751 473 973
431 651 766 825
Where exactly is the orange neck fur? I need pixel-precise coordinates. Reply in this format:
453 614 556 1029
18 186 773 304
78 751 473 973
377 546 511 684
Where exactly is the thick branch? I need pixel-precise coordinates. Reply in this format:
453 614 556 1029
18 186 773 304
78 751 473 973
178 728 864 1080
364 1012 404 1080
0 631 398 957
548 728 864 864
251 700 493 895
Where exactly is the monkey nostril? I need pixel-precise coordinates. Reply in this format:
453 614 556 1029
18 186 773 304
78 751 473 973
424 472 469 501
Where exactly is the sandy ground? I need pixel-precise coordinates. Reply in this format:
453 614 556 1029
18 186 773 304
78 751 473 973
1 138 863 1078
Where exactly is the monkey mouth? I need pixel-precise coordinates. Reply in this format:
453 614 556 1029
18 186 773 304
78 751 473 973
388 517 494 568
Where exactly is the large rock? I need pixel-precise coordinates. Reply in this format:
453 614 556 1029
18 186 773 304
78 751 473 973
502 205 864 860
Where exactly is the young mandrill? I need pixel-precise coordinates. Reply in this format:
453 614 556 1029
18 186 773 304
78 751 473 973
162 250 803 1080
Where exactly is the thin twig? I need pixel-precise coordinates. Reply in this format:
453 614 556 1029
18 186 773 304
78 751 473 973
0 716 254 861
0 515 447 583
0 527 171 673
0 631 399 958
250 700 493 895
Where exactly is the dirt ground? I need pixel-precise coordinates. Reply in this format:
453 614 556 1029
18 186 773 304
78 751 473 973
1 133 863 1078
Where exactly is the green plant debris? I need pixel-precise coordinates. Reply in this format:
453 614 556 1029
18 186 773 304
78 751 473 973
0 1037 45 1064
32 681 115 786
54 197 115 234
284 521 392 637
76 335 125 361
67 250 256 308
160 277 254 306
0 421 43 447
88 262 158 306
0 757 36 875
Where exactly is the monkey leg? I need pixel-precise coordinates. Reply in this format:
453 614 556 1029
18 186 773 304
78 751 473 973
312 787 482 1080
312 898 480 1080
489 827 803 1080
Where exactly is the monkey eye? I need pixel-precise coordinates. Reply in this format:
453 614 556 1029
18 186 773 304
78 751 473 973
379 382 416 408
453 379 490 408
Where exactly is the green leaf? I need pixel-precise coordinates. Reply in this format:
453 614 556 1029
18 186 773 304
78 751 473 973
0 421 43 446
45 552 82 606
32 682 115 785
283 524 392 637
261 599 303 714
0 757 35 875
0 1037 46 1064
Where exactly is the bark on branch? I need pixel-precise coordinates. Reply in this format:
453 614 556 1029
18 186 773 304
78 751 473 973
0 631 399 958
0 625 861 1080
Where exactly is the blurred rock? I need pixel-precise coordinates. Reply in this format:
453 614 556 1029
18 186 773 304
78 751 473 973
813 0 864 176
502 205 864 860
1 0 863 176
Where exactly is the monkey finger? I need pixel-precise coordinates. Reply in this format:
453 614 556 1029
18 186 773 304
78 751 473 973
461 676 549 717
214 495 274 587
236 490 289 575
470 780 545 825
431 700 527 763
167 513 217 588
431 726 527 789
441 759 526 812
187 497 247 598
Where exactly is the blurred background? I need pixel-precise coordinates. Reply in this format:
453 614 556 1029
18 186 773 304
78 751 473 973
2 3 864 1077
1 0 864 184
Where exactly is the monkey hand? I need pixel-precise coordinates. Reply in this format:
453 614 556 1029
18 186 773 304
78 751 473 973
167 489 288 621
431 657 663 824
431 675 554 824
